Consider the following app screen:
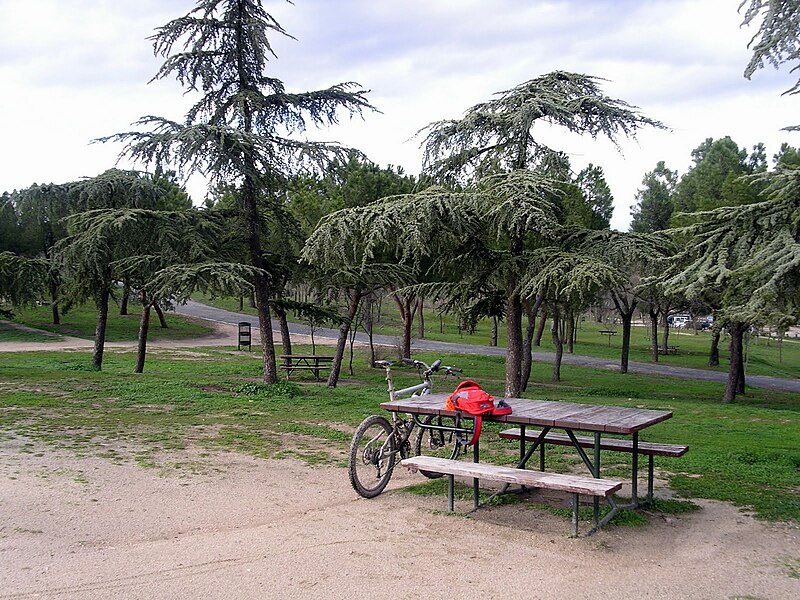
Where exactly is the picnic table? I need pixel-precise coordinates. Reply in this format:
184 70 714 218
658 345 679 355
598 329 617 346
279 355 334 380
383 394 679 530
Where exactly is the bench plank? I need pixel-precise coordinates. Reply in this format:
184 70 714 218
401 456 621 497
498 428 688 457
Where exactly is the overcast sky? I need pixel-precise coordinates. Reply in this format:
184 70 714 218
0 0 796 230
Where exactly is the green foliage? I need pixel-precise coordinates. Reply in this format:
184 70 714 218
420 70 665 182
742 1 800 103
0 252 48 306
630 161 677 233
673 137 763 214
665 164 800 327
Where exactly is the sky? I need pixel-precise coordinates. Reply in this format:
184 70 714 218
0 0 797 231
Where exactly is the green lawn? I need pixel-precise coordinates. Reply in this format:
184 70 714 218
195 293 800 381
0 322 63 342
8 303 213 342
0 345 797 523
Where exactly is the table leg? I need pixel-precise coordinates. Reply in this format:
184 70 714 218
473 437 480 510
593 432 601 527
631 431 639 507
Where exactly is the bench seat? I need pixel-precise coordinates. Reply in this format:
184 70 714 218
498 428 688 503
400 455 622 536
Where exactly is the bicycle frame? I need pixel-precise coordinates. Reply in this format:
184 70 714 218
381 360 472 458
348 358 475 498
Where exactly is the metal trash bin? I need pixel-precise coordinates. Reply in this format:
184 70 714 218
237 322 252 351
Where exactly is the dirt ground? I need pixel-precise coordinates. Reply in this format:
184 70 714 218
1 438 798 600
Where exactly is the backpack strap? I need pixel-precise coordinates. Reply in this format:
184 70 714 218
466 414 482 447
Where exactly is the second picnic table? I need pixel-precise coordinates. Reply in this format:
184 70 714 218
279 355 334 380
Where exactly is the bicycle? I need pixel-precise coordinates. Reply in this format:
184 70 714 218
348 358 472 498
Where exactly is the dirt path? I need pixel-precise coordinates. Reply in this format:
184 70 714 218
1 440 798 600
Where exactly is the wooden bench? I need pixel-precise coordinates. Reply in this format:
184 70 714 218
400 455 622 537
657 345 679 355
498 428 688 504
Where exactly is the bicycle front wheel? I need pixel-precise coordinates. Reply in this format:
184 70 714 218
348 414 397 498
413 414 467 479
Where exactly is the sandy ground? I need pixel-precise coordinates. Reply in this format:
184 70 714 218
1 438 798 600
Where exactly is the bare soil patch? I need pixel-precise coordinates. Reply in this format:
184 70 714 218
1 440 798 600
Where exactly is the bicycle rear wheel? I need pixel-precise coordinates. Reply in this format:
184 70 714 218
413 414 467 479
348 414 397 498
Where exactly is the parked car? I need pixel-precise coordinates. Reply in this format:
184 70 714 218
667 314 691 328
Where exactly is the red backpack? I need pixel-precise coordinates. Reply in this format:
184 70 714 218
445 380 512 446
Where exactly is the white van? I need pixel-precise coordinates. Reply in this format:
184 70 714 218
669 314 691 328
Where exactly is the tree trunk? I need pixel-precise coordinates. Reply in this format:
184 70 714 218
521 295 543 392
274 304 292 356
565 309 575 354
660 312 670 354
51 300 60 326
92 287 110 371
533 308 547 346
620 312 633 373
153 301 168 328
551 308 563 382
505 285 524 397
363 294 376 368
241 180 277 383
708 330 721 367
649 306 659 362
238 296 244 311
328 290 361 388
392 293 416 359
135 294 151 374
417 297 425 339
738 326 747 394
120 280 130 316
724 322 746 403
249 291 256 309
612 295 635 374
490 316 498 347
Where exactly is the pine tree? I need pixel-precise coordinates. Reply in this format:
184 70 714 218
101 0 373 383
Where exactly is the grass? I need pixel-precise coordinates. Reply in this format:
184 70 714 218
0 345 797 525
8 302 213 342
0 321 63 342
194 292 800 381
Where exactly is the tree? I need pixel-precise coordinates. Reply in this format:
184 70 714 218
0 252 48 317
630 161 677 233
101 0 373 384
574 164 614 230
572 230 672 373
520 247 622 381
59 170 163 370
420 71 663 396
663 163 800 402
673 137 762 214
8 184 72 324
741 0 800 128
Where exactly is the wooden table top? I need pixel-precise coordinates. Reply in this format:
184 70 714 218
279 355 334 361
381 394 672 435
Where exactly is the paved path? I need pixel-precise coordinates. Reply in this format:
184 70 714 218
175 300 800 394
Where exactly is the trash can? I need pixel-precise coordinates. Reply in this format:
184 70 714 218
237 322 252 351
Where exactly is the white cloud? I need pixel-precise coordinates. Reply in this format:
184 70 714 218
0 0 797 231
